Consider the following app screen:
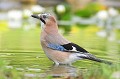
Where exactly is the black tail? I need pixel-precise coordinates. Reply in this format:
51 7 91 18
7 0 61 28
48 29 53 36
79 53 112 65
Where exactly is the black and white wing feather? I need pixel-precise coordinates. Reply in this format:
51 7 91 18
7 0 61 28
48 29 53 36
47 43 88 53
47 43 112 65
61 43 88 53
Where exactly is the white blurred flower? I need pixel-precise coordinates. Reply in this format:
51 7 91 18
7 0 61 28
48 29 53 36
97 10 108 20
108 7 119 17
23 9 32 17
8 10 22 28
8 10 22 20
31 5 45 13
56 5 66 13
97 30 106 37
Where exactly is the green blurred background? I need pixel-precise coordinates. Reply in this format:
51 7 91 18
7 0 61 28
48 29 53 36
0 0 120 79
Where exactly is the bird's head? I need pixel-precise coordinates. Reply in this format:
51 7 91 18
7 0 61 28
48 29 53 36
31 13 57 31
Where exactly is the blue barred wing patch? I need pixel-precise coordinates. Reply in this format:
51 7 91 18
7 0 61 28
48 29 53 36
47 44 66 51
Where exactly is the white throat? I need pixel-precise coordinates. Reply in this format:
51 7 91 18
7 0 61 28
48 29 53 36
40 21 45 30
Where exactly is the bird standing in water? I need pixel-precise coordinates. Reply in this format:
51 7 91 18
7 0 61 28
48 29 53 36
31 13 112 65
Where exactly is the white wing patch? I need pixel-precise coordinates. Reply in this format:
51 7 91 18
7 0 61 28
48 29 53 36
71 46 77 51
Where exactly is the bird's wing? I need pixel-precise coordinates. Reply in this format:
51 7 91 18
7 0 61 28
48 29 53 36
47 43 89 53
47 43 112 65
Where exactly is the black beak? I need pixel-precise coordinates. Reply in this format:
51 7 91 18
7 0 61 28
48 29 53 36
31 14 46 24
31 14 39 19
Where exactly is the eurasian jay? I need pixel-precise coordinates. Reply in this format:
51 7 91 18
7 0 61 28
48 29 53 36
31 13 112 65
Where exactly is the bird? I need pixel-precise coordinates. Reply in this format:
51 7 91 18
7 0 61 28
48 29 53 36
31 13 112 65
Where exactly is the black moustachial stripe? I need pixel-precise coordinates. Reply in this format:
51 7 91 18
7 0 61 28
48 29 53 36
61 43 88 53
40 18 46 24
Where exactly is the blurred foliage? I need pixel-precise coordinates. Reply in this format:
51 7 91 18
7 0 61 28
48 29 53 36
75 3 106 18
59 25 72 35
85 63 120 79
54 3 72 20
0 59 21 79
0 21 9 32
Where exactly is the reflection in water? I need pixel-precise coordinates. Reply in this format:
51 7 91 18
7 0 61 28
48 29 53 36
46 65 81 78
24 65 84 79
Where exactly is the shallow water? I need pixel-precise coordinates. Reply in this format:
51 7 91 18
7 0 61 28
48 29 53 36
0 26 120 78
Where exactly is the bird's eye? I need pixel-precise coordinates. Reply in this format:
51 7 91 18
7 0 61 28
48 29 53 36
43 15 47 19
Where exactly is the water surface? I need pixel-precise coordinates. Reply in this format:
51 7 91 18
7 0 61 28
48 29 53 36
0 26 120 78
